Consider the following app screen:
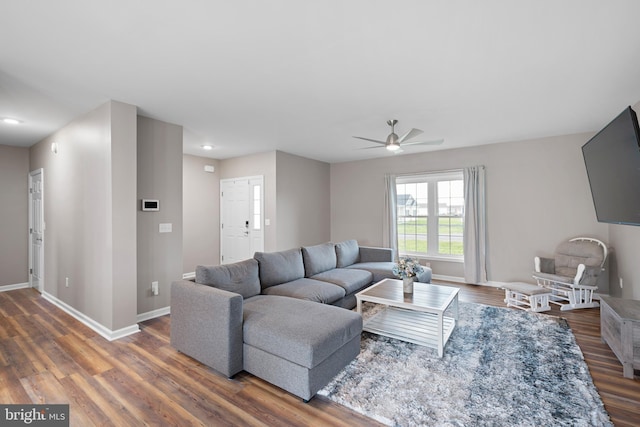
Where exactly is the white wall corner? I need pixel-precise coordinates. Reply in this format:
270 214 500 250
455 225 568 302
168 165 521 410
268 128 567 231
41 291 140 341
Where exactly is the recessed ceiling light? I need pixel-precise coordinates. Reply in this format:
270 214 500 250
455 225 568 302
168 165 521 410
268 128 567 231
201 144 214 150
2 118 22 125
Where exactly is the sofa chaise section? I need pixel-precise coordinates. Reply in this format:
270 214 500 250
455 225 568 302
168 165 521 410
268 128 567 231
170 257 362 401
243 295 361 401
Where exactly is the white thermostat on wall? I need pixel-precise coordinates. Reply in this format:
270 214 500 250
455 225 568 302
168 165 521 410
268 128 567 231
142 199 160 211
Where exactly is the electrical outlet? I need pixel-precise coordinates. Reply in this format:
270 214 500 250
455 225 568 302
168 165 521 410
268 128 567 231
65 277 69 288
152 281 159 296
619 277 624 289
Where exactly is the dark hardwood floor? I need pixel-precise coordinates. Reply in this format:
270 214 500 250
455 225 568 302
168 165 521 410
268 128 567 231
1 285 638 426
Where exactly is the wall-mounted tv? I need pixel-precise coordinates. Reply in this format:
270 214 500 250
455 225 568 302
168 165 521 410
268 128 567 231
582 106 640 226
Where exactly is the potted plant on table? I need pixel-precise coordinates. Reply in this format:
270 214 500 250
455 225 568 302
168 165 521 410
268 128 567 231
392 257 424 294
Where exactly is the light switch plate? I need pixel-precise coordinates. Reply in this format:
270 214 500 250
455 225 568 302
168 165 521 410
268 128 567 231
159 223 172 233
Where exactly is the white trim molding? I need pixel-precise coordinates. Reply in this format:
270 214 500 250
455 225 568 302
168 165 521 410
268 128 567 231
137 306 171 323
182 272 195 280
0 282 30 292
41 291 140 341
484 281 509 288
431 275 508 288
432 274 466 284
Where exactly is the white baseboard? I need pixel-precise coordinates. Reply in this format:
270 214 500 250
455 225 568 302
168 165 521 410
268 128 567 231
431 276 510 289
432 274 465 284
137 306 171 322
183 272 195 279
0 282 30 292
41 291 139 341
484 281 510 288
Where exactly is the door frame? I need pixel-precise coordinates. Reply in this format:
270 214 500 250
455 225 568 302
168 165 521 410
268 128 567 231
220 175 264 264
28 168 44 292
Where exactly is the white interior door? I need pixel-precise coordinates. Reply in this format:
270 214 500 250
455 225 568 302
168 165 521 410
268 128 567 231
220 176 264 264
29 169 44 292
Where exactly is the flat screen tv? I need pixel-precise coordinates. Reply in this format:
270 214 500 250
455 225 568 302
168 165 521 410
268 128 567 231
582 106 640 225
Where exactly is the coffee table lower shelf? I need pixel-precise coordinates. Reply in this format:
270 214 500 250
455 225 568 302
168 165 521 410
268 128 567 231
363 306 456 354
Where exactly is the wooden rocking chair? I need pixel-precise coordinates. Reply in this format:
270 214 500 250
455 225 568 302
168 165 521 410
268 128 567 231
532 237 607 311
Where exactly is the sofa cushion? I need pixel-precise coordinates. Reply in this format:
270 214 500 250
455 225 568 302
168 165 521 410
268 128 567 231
554 240 604 279
302 243 337 277
254 248 305 289
261 278 346 304
195 259 260 299
335 239 360 268
311 268 373 294
243 295 362 369
346 262 397 283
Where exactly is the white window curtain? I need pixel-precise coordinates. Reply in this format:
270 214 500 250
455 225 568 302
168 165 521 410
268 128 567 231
383 174 398 260
463 165 487 284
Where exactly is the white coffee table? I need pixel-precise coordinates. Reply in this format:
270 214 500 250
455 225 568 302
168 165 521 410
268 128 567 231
356 279 459 357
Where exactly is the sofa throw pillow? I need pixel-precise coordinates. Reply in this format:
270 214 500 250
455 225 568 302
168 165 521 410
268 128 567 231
254 248 305 289
335 239 360 268
195 258 261 299
302 243 337 277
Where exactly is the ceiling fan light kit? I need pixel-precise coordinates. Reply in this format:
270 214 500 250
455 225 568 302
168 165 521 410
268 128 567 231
386 142 400 151
353 119 444 152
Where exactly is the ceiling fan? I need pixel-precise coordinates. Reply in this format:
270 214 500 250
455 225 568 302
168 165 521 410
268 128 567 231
353 119 444 152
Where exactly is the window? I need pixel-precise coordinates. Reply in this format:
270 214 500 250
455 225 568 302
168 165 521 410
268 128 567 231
252 184 261 230
396 171 464 260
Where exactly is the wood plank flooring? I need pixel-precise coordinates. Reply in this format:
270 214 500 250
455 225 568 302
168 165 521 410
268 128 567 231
1 285 638 426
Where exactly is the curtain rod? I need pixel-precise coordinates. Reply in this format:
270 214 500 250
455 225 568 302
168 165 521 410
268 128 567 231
386 165 484 178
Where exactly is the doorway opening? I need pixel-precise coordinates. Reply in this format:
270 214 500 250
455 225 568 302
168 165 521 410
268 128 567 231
29 168 44 292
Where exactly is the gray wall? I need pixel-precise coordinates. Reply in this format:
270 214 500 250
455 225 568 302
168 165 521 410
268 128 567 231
185 150 330 265
331 132 609 285
137 116 183 315
608 225 640 299
183 154 220 273
29 100 138 331
110 104 138 328
606 100 640 299
275 151 330 249
0 145 29 286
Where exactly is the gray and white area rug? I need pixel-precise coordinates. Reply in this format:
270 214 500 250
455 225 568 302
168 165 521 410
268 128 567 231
318 302 612 427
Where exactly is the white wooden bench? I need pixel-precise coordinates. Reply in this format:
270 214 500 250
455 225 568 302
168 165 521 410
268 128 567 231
503 282 551 313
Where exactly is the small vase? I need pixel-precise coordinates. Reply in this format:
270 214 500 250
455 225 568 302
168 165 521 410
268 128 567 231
403 276 415 294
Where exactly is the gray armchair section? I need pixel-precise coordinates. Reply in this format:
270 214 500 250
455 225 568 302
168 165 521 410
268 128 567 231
170 280 244 377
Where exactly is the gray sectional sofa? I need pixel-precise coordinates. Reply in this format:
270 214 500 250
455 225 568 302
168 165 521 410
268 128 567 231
170 239 432 401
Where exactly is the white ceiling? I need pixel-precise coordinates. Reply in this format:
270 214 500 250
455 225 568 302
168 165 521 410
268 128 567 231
2 1 640 164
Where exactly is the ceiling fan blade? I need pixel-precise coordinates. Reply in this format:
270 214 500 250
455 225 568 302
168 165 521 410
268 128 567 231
401 139 445 147
398 128 424 143
359 145 385 150
353 136 386 145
